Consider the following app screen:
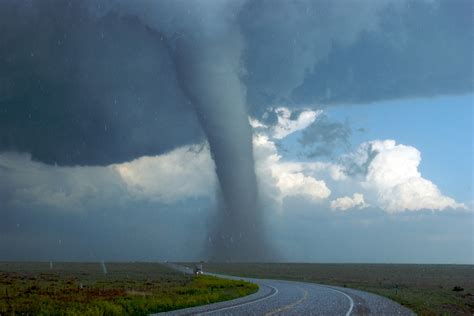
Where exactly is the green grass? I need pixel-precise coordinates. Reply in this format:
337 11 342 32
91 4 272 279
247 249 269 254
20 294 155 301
198 263 474 316
0 262 258 315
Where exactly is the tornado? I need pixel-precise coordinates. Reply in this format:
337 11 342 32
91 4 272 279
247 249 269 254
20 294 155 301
97 0 271 260
171 21 269 262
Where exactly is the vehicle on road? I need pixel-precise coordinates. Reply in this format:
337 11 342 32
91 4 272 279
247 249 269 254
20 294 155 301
194 264 203 275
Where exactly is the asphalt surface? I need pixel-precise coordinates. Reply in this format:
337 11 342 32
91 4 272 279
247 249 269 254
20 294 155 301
154 264 415 316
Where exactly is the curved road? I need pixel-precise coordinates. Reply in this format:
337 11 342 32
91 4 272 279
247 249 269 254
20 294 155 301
155 264 414 316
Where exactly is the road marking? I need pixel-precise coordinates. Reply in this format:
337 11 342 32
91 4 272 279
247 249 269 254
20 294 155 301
264 287 309 316
325 287 354 316
197 283 279 315
166 265 354 316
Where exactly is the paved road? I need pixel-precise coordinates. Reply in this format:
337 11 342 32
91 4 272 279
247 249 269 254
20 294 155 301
154 264 414 316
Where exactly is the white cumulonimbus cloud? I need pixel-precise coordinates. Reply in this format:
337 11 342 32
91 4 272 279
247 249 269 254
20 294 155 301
0 129 331 210
114 137 464 212
114 144 217 203
115 128 332 206
0 109 466 215
253 134 331 205
330 193 368 211
350 140 465 212
0 146 217 210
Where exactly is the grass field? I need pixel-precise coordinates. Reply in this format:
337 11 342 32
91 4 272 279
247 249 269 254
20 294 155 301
200 263 474 316
0 262 258 315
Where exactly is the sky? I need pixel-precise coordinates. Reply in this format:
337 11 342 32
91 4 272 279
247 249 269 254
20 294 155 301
282 94 473 204
0 0 473 263
328 94 473 204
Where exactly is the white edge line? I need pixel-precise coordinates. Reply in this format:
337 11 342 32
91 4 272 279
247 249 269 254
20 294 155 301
163 266 352 316
197 283 279 315
325 287 354 316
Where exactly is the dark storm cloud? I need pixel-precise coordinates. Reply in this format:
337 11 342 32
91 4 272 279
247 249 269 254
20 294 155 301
1 0 472 261
299 115 351 158
1 0 472 166
0 0 269 261
292 0 474 104
0 1 203 166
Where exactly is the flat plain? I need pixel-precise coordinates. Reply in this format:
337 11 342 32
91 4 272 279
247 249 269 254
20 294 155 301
0 262 257 315
201 262 474 316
